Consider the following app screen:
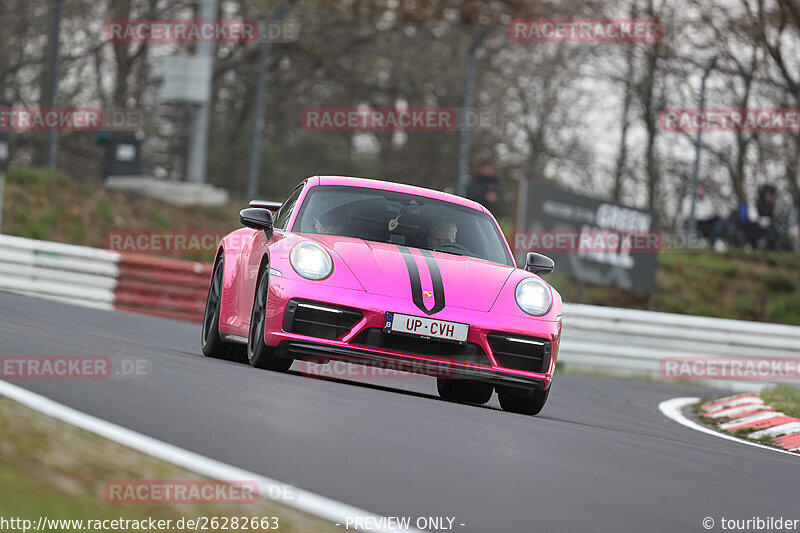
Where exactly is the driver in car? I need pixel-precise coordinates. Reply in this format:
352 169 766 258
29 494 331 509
313 209 346 235
427 219 458 248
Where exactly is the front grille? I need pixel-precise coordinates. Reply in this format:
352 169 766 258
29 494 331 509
351 328 491 365
282 300 362 340
487 334 551 372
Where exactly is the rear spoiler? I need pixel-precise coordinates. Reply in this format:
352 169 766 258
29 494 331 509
249 200 282 212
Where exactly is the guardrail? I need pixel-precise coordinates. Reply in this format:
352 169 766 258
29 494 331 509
0 235 210 320
0 234 120 310
2 235 799 391
115 254 211 322
559 303 800 391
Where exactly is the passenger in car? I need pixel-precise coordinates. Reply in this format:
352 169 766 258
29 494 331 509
427 219 458 248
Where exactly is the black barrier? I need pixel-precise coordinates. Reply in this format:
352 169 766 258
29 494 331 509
516 182 658 294
0 101 10 172
97 130 141 177
0 132 8 173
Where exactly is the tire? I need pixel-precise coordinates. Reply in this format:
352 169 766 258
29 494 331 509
497 387 550 416
437 378 493 405
247 266 292 371
202 257 247 362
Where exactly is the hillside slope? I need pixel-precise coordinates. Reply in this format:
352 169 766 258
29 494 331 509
2 168 799 325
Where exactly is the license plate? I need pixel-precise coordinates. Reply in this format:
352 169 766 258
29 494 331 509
384 312 469 343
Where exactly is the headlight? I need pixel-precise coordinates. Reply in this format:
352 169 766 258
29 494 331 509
515 278 552 316
290 242 333 280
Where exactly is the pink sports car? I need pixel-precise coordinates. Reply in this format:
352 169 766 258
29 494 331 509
201 176 562 415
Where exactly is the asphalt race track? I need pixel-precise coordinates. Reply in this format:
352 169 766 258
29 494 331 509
1 292 798 533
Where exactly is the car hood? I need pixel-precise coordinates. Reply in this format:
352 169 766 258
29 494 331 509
309 235 515 313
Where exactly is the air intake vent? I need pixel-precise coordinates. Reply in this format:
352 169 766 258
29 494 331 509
352 328 491 365
487 334 550 372
282 300 362 340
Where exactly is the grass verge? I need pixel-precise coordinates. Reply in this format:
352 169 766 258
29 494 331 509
691 387 800 453
0 397 344 532
761 385 800 419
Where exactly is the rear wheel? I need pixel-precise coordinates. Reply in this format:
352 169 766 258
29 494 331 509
497 387 549 416
436 379 493 405
247 267 292 371
202 257 247 362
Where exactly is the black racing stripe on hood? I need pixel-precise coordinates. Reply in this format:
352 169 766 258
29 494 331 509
397 245 445 315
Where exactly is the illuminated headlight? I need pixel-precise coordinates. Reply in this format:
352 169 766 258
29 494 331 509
290 242 333 280
515 278 552 316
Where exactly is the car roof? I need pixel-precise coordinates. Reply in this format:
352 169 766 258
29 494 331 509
311 175 487 213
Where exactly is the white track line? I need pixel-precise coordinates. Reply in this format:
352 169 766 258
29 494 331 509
0 380 424 533
658 397 798 458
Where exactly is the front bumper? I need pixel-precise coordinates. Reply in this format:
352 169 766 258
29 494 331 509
263 275 561 391
278 340 547 392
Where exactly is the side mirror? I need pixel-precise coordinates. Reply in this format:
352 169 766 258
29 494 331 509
240 208 274 239
524 252 554 276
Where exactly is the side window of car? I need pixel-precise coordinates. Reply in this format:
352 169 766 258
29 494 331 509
274 184 304 230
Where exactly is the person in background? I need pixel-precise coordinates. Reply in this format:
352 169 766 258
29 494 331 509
681 183 727 251
466 160 501 213
788 201 800 253
747 184 781 250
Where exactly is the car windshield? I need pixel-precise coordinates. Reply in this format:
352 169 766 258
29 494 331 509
293 185 513 266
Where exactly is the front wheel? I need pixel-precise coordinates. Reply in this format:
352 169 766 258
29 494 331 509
202 257 246 362
437 378 493 405
497 387 549 416
247 267 292 371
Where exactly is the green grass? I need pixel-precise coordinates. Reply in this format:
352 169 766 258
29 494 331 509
1 166 242 259
0 398 344 532
7 167 66 184
765 292 800 325
97 199 115 223
542 248 800 326
761 385 800 419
